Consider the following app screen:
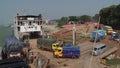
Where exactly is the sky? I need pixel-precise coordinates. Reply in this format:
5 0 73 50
0 0 119 25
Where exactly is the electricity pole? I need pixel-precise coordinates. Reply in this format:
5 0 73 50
72 23 76 45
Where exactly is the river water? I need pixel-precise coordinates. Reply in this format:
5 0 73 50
0 25 12 46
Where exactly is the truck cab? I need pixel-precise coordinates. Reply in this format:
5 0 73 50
53 43 80 58
52 43 59 51
111 32 120 42
53 47 63 57
90 30 106 42
103 26 113 35
2 37 23 59
52 41 63 51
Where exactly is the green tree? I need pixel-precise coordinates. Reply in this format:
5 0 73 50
57 17 68 28
112 4 120 28
92 14 99 22
99 4 120 29
99 5 117 25
79 15 92 22
61 17 69 23
68 16 79 22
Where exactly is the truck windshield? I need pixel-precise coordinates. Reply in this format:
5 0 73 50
58 49 61 52
64 43 73 47
114 36 119 39
94 48 97 51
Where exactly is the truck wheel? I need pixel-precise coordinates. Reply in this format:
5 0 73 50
72 56 76 59
90 39 93 42
53 54 59 58
96 39 100 42
76 56 80 58
1 49 7 59
53 54 57 58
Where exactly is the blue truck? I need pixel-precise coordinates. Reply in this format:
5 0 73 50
1 37 24 59
112 32 120 42
90 30 106 42
0 37 30 68
53 43 80 58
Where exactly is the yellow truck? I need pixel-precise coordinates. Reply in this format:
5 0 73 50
52 43 80 58
52 43 60 51
103 26 113 35
52 41 63 51
53 47 63 57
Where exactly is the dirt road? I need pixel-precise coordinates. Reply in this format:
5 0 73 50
29 24 120 68
29 38 107 68
30 39 37 49
28 24 96 68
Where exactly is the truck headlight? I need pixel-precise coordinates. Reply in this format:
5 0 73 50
17 53 21 56
9 53 21 57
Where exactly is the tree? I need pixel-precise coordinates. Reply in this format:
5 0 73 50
68 16 79 22
99 4 120 29
79 15 92 23
112 4 120 28
92 14 99 22
99 5 117 25
57 17 68 28
61 17 69 23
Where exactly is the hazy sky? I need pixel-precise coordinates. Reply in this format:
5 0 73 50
0 0 119 25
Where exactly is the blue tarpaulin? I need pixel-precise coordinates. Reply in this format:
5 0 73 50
4 36 23 54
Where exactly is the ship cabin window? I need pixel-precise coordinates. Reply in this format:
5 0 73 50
18 21 23 25
18 21 20 25
29 21 31 25
38 21 40 25
38 21 42 25
22 22 24 25
17 27 20 31
20 22 22 25
40 21 42 25
33 21 35 23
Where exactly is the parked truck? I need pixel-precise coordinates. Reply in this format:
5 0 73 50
52 40 63 51
90 30 106 42
37 38 56 51
111 32 120 42
0 37 30 68
53 43 80 58
0 37 50 68
1 37 24 59
103 26 113 35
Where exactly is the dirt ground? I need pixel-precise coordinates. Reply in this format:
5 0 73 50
30 24 120 68
30 39 93 68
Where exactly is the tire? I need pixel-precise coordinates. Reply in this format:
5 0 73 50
72 56 76 59
53 53 59 58
53 54 57 58
1 49 7 59
96 39 100 42
76 56 80 58
90 39 93 42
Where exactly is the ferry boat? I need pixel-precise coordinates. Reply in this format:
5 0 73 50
13 13 43 41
